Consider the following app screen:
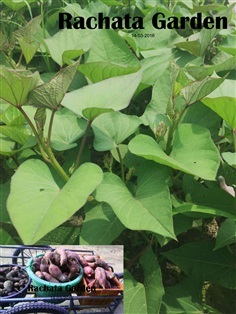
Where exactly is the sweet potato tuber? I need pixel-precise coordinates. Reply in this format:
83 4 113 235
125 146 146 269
105 270 115 280
54 248 67 266
96 258 110 271
48 260 67 282
40 258 48 273
44 251 53 262
42 272 59 283
35 271 44 279
83 255 97 263
95 267 106 289
78 256 88 267
83 266 95 277
87 262 96 269
51 253 61 266
66 251 80 264
105 279 111 288
66 259 80 274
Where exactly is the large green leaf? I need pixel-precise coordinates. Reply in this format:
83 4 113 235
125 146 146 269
44 29 92 66
162 242 236 289
0 105 25 126
202 97 236 130
181 76 225 105
61 71 142 119
14 15 42 64
129 124 220 180
161 274 204 313
131 20 172 51
124 271 147 314
95 165 175 239
18 38 40 65
80 202 125 245
0 133 16 156
125 248 164 314
7 160 103 244
28 62 79 110
182 102 221 139
0 181 10 222
218 34 236 56
187 56 236 80
0 126 31 145
44 109 87 151
142 69 172 127
183 175 236 217
222 152 236 168
92 112 141 151
79 29 139 82
0 68 41 107
14 15 42 43
214 219 236 251
2 0 36 10
173 204 236 221
140 49 172 86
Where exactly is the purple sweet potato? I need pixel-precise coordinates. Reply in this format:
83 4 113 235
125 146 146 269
54 248 67 266
66 259 80 274
44 251 53 262
42 272 59 283
96 258 110 271
48 261 67 282
105 279 111 288
87 262 96 269
105 270 115 280
78 256 88 267
51 253 61 266
83 266 95 278
40 258 48 272
66 251 80 264
95 267 106 289
35 271 44 279
83 255 97 263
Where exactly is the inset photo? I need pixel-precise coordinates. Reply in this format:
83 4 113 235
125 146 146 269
0 245 123 313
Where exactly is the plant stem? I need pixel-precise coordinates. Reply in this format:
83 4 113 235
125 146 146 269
166 106 187 154
16 52 23 68
233 129 236 152
47 109 56 147
74 120 92 171
45 146 69 182
116 145 125 182
18 107 50 162
19 107 69 182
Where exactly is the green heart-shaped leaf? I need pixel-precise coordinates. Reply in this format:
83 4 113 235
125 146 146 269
28 62 79 110
62 71 142 118
7 160 103 244
162 242 236 289
44 28 92 66
181 76 225 105
95 165 175 239
125 248 164 314
92 112 141 151
214 219 236 250
44 109 87 151
0 68 41 107
80 202 125 245
129 124 220 180
202 97 236 130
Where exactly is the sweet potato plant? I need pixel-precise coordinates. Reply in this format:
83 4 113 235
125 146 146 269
0 0 235 313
